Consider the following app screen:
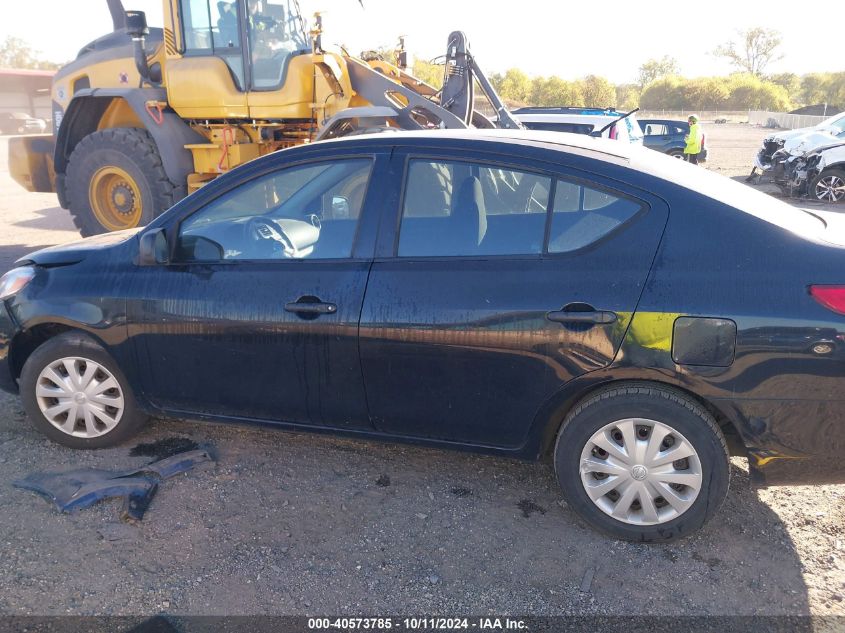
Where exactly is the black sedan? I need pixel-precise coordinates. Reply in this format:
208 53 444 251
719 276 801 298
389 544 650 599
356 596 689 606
1 130 843 542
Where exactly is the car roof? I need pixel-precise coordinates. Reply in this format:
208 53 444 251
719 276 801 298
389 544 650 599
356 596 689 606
313 128 635 162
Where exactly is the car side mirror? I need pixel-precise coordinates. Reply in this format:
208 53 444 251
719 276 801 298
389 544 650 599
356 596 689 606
138 228 169 266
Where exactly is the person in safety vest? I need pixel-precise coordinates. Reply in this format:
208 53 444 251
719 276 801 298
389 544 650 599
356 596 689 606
684 114 704 165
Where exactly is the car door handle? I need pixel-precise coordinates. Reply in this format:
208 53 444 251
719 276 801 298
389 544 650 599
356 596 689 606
546 309 617 324
284 300 337 315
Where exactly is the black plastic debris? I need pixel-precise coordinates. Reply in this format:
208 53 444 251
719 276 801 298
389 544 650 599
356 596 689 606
13 449 213 522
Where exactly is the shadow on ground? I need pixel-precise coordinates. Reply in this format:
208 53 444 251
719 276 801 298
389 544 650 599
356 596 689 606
0 400 813 616
12 205 75 231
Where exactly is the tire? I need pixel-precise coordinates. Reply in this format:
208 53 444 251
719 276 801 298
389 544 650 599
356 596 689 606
19 332 148 448
65 127 186 236
553 383 729 542
809 168 845 203
668 150 685 160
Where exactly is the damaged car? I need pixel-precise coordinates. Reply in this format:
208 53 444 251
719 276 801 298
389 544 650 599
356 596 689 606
749 110 845 180
2 130 845 543
775 139 845 203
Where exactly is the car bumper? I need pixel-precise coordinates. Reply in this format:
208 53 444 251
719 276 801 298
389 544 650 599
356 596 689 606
0 302 18 394
720 398 845 486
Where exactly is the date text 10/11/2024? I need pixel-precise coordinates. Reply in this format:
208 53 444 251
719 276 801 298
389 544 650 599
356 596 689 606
307 617 528 630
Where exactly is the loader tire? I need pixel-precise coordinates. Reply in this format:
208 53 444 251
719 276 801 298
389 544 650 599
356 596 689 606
66 127 186 236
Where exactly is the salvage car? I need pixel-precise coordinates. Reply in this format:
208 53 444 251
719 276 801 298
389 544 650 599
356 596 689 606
1 130 844 542
750 110 845 179
775 139 845 203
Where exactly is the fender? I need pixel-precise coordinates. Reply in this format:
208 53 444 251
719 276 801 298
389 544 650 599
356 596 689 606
53 88 205 207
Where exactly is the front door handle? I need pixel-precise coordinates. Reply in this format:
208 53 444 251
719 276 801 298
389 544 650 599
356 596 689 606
546 309 617 325
284 299 338 315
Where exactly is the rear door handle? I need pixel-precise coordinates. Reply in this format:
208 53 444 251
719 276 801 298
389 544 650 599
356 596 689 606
546 310 617 324
284 300 337 315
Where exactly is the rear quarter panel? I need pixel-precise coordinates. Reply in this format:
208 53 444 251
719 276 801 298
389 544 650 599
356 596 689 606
629 179 845 484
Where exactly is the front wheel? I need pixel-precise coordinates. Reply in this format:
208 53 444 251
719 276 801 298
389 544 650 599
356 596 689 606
809 168 845 203
19 332 148 448
554 384 729 542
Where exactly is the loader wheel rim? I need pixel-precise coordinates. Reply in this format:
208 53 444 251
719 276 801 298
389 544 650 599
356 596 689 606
89 166 143 231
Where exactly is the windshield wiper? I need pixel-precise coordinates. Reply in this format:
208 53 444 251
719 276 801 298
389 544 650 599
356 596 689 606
592 108 640 138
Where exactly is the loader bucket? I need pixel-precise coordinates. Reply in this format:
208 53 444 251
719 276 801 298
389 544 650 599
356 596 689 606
9 134 56 193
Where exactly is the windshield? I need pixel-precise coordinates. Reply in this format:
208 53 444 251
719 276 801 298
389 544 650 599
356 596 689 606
818 112 845 132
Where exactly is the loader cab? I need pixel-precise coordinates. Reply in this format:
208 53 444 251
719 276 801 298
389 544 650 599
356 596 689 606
166 0 312 118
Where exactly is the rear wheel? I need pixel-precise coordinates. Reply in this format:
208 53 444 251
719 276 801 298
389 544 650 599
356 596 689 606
19 332 148 448
809 168 845 203
66 127 185 236
668 150 685 160
554 384 729 542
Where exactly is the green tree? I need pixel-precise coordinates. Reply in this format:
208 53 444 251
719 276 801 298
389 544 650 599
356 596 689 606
497 68 532 104
639 76 686 110
682 77 729 110
412 59 443 89
724 73 790 110
615 84 640 111
578 75 615 108
767 72 800 100
799 73 831 105
0 36 60 69
713 27 783 76
637 56 680 89
529 76 584 106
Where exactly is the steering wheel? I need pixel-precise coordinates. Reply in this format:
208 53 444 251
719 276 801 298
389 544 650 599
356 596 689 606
244 216 293 258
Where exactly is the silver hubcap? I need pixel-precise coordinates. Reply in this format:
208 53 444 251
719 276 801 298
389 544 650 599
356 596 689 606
579 418 703 526
35 357 125 438
815 175 845 202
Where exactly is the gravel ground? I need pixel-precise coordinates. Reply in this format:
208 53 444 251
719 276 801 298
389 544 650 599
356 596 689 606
0 128 843 617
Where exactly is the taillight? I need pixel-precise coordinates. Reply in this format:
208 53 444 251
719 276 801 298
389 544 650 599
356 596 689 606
810 285 845 316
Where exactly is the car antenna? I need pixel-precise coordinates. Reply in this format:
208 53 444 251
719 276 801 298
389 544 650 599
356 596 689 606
592 107 640 137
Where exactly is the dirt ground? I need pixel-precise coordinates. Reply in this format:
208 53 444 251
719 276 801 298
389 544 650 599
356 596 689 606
0 128 844 618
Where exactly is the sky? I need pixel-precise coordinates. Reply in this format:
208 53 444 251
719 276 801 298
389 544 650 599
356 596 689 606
1 0 842 83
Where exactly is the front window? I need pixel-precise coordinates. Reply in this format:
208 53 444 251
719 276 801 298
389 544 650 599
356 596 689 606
247 0 310 88
177 158 373 261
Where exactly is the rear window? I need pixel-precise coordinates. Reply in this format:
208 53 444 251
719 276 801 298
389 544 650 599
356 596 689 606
549 180 643 252
397 158 644 257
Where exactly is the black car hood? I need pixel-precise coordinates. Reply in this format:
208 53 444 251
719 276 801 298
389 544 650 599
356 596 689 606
16 228 141 267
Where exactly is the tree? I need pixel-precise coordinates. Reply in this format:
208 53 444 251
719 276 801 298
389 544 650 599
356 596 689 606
767 72 800 99
496 68 532 104
0 36 61 69
637 56 680 89
412 59 443 90
578 75 615 108
713 27 783 76
639 76 686 110
529 76 584 107
615 84 640 111
682 77 729 110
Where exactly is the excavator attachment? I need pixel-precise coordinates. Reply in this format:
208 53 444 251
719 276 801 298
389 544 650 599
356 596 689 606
9 135 56 193
318 31 521 140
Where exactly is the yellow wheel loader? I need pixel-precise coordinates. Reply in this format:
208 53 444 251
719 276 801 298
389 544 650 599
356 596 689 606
9 0 520 235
